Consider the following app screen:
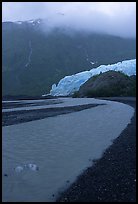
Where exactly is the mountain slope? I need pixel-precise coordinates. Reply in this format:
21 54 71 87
2 19 136 96
74 71 136 97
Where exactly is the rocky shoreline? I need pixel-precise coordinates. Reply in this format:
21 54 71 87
56 97 136 202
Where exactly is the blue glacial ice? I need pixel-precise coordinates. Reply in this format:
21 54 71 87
47 59 136 96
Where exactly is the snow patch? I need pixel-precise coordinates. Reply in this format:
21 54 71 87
15 21 22 25
90 61 95 65
28 20 34 23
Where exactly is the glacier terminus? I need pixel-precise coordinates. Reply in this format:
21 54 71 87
45 59 136 96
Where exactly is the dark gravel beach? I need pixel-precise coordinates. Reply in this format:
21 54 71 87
56 97 136 202
2 103 104 126
2 100 63 109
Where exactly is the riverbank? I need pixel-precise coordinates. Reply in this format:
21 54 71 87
56 97 136 202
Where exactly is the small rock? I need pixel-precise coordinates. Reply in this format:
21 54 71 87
15 166 24 173
27 164 39 171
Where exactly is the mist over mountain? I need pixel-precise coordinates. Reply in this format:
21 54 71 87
2 2 136 38
2 19 136 96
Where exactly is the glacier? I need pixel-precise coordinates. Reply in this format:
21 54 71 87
46 59 136 96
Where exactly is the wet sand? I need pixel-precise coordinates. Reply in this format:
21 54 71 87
56 97 136 202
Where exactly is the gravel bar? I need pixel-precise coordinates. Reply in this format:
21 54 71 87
2 103 104 126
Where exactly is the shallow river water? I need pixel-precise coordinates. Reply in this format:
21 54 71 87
2 98 134 202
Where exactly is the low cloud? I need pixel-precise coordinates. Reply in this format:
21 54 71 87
2 2 136 38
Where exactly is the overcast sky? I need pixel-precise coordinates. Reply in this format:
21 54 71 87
2 2 136 38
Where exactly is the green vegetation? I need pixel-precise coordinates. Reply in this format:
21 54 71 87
86 84 136 97
73 71 136 98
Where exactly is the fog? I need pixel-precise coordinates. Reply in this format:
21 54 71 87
2 2 136 38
